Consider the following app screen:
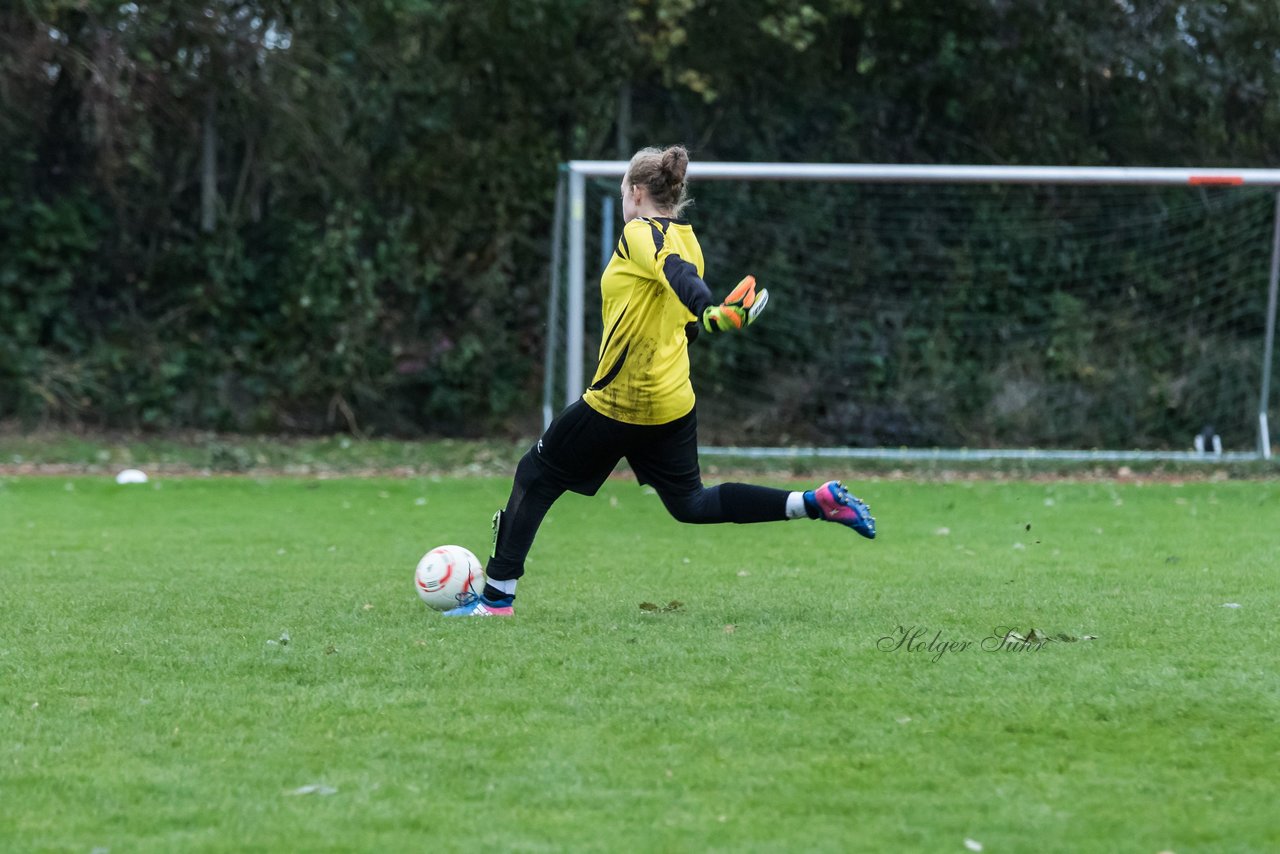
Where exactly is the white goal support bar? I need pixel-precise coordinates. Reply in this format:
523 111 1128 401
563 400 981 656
552 161 1280 461
568 160 1280 186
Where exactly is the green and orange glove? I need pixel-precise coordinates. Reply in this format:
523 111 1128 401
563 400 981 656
701 275 770 333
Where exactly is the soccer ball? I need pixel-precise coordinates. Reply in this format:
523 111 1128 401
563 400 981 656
414 545 484 611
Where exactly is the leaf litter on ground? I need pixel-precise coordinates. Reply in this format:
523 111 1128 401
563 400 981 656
639 600 684 613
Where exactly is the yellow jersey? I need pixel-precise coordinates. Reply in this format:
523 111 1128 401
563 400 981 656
582 216 715 425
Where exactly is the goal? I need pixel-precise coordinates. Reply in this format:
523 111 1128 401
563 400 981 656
545 162 1280 462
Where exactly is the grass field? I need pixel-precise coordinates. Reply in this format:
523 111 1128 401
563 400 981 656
2 469 1278 852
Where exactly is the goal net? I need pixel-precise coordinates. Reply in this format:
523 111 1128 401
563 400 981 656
546 163 1280 461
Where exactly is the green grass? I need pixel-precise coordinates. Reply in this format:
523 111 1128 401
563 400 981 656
5 426 1278 479
0 429 527 475
1 473 1278 852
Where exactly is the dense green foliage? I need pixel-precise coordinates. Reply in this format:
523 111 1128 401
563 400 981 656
3 1 1279 437
674 181 1273 449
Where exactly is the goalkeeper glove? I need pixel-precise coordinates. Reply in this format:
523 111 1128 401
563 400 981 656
702 275 770 333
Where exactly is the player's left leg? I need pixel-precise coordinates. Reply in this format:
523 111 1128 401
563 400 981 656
444 448 566 616
445 399 629 616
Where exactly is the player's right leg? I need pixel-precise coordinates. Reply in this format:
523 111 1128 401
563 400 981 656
652 479 875 539
627 407 876 538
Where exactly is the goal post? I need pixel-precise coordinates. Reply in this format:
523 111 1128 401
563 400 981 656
547 161 1280 462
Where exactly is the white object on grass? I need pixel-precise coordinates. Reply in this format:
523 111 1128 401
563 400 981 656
115 469 148 484
414 545 485 612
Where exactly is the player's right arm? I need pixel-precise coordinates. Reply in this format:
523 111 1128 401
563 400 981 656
621 219 767 333
702 275 769 332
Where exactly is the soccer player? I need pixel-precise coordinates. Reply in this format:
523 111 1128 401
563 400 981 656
445 145 875 616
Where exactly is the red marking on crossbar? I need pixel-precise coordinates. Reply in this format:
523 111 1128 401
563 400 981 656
1189 176 1243 186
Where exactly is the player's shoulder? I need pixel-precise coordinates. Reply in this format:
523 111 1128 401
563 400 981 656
634 216 694 233
623 216 662 239
664 218 698 243
618 217 662 259
633 216 695 245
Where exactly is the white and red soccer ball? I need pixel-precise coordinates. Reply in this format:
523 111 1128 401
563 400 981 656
414 545 484 611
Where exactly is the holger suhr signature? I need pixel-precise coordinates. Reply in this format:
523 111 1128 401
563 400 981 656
877 625 1054 663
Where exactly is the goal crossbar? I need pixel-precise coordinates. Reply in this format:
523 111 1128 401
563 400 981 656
550 161 1280 462
567 160 1280 185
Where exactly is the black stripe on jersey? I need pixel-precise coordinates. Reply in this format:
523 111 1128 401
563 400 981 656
598 304 629 360
588 343 630 391
616 232 631 260
647 219 665 258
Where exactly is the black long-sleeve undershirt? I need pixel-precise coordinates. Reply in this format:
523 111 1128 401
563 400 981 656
662 254 714 319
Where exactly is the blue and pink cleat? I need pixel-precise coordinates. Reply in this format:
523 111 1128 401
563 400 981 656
806 480 876 539
442 593 515 617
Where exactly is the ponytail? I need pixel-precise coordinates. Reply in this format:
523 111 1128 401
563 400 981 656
625 145 692 217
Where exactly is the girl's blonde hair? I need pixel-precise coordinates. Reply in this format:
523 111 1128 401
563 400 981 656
625 145 691 218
